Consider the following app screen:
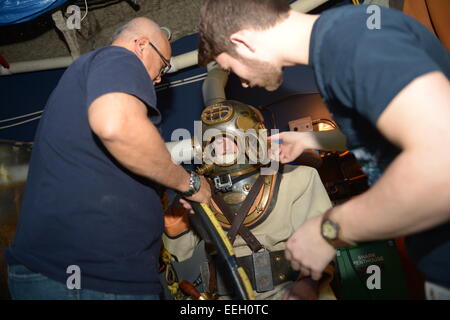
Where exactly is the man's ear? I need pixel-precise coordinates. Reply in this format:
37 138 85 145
230 30 256 57
134 37 147 60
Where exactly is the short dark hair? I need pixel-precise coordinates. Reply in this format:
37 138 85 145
198 0 290 66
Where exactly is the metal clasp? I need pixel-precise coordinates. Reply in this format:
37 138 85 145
214 174 233 192
252 249 274 293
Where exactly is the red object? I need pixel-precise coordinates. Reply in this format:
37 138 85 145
179 280 204 300
395 237 426 299
0 55 10 69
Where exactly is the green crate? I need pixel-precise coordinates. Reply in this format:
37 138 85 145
336 240 409 300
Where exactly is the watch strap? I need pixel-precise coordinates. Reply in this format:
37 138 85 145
321 209 356 248
178 170 201 197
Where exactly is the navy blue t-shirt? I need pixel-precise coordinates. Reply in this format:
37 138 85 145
309 6 450 288
6 46 164 295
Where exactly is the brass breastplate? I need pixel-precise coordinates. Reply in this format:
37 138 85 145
210 172 282 230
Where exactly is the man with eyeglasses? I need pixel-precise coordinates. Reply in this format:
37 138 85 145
6 17 211 300
147 41 172 80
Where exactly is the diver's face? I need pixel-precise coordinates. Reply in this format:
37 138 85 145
216 52 283 91
204 135 238 166
212 136 238 156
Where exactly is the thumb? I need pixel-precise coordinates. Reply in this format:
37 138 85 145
282 288 290 300
268 133 281 142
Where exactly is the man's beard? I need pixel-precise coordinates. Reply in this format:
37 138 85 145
238 56 283 91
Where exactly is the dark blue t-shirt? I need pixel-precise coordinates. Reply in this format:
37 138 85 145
6 46 164 295
309 5 450 288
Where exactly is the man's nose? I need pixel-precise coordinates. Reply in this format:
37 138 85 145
154 75 162 84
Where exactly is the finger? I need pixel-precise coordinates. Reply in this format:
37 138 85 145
180 202 189 210
179 198 192 210
186 206 195 214
282 289 293 300
181 202 189 210
267 133 280 141
290 261 301 271
311 270 322 281
300 266 311 278
280 154 289 164
268 149 280 161
285 249 292 262
270 143 282 155
270 138 284 145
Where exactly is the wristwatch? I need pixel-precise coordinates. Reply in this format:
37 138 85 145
321 209 357 248
178 170 201 197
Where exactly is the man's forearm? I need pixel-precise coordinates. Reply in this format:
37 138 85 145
332 148 450 242
301 129 347 151
100 117 191 192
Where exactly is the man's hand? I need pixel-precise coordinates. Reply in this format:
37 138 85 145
283 277 319 300
179 176 211 213
268 132 308 163
285 214 336 281
164 203 191 237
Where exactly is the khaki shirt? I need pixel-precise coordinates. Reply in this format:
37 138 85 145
163 165 334 300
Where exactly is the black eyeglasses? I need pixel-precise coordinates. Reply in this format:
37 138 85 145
148 41 171 77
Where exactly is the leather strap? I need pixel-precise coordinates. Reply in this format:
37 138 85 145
227 174 266 245
214 250 299 295
206 251 217 295
237 250 298 289
389 0 404 11
211 188 264 252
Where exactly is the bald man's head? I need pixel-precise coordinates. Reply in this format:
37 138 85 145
110 17 172 84
112 17 165 45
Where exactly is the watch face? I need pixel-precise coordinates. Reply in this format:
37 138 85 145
192 173 201 192
322 220 338 240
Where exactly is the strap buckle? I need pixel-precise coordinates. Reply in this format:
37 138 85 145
213 174 233 192
252 249 274 293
